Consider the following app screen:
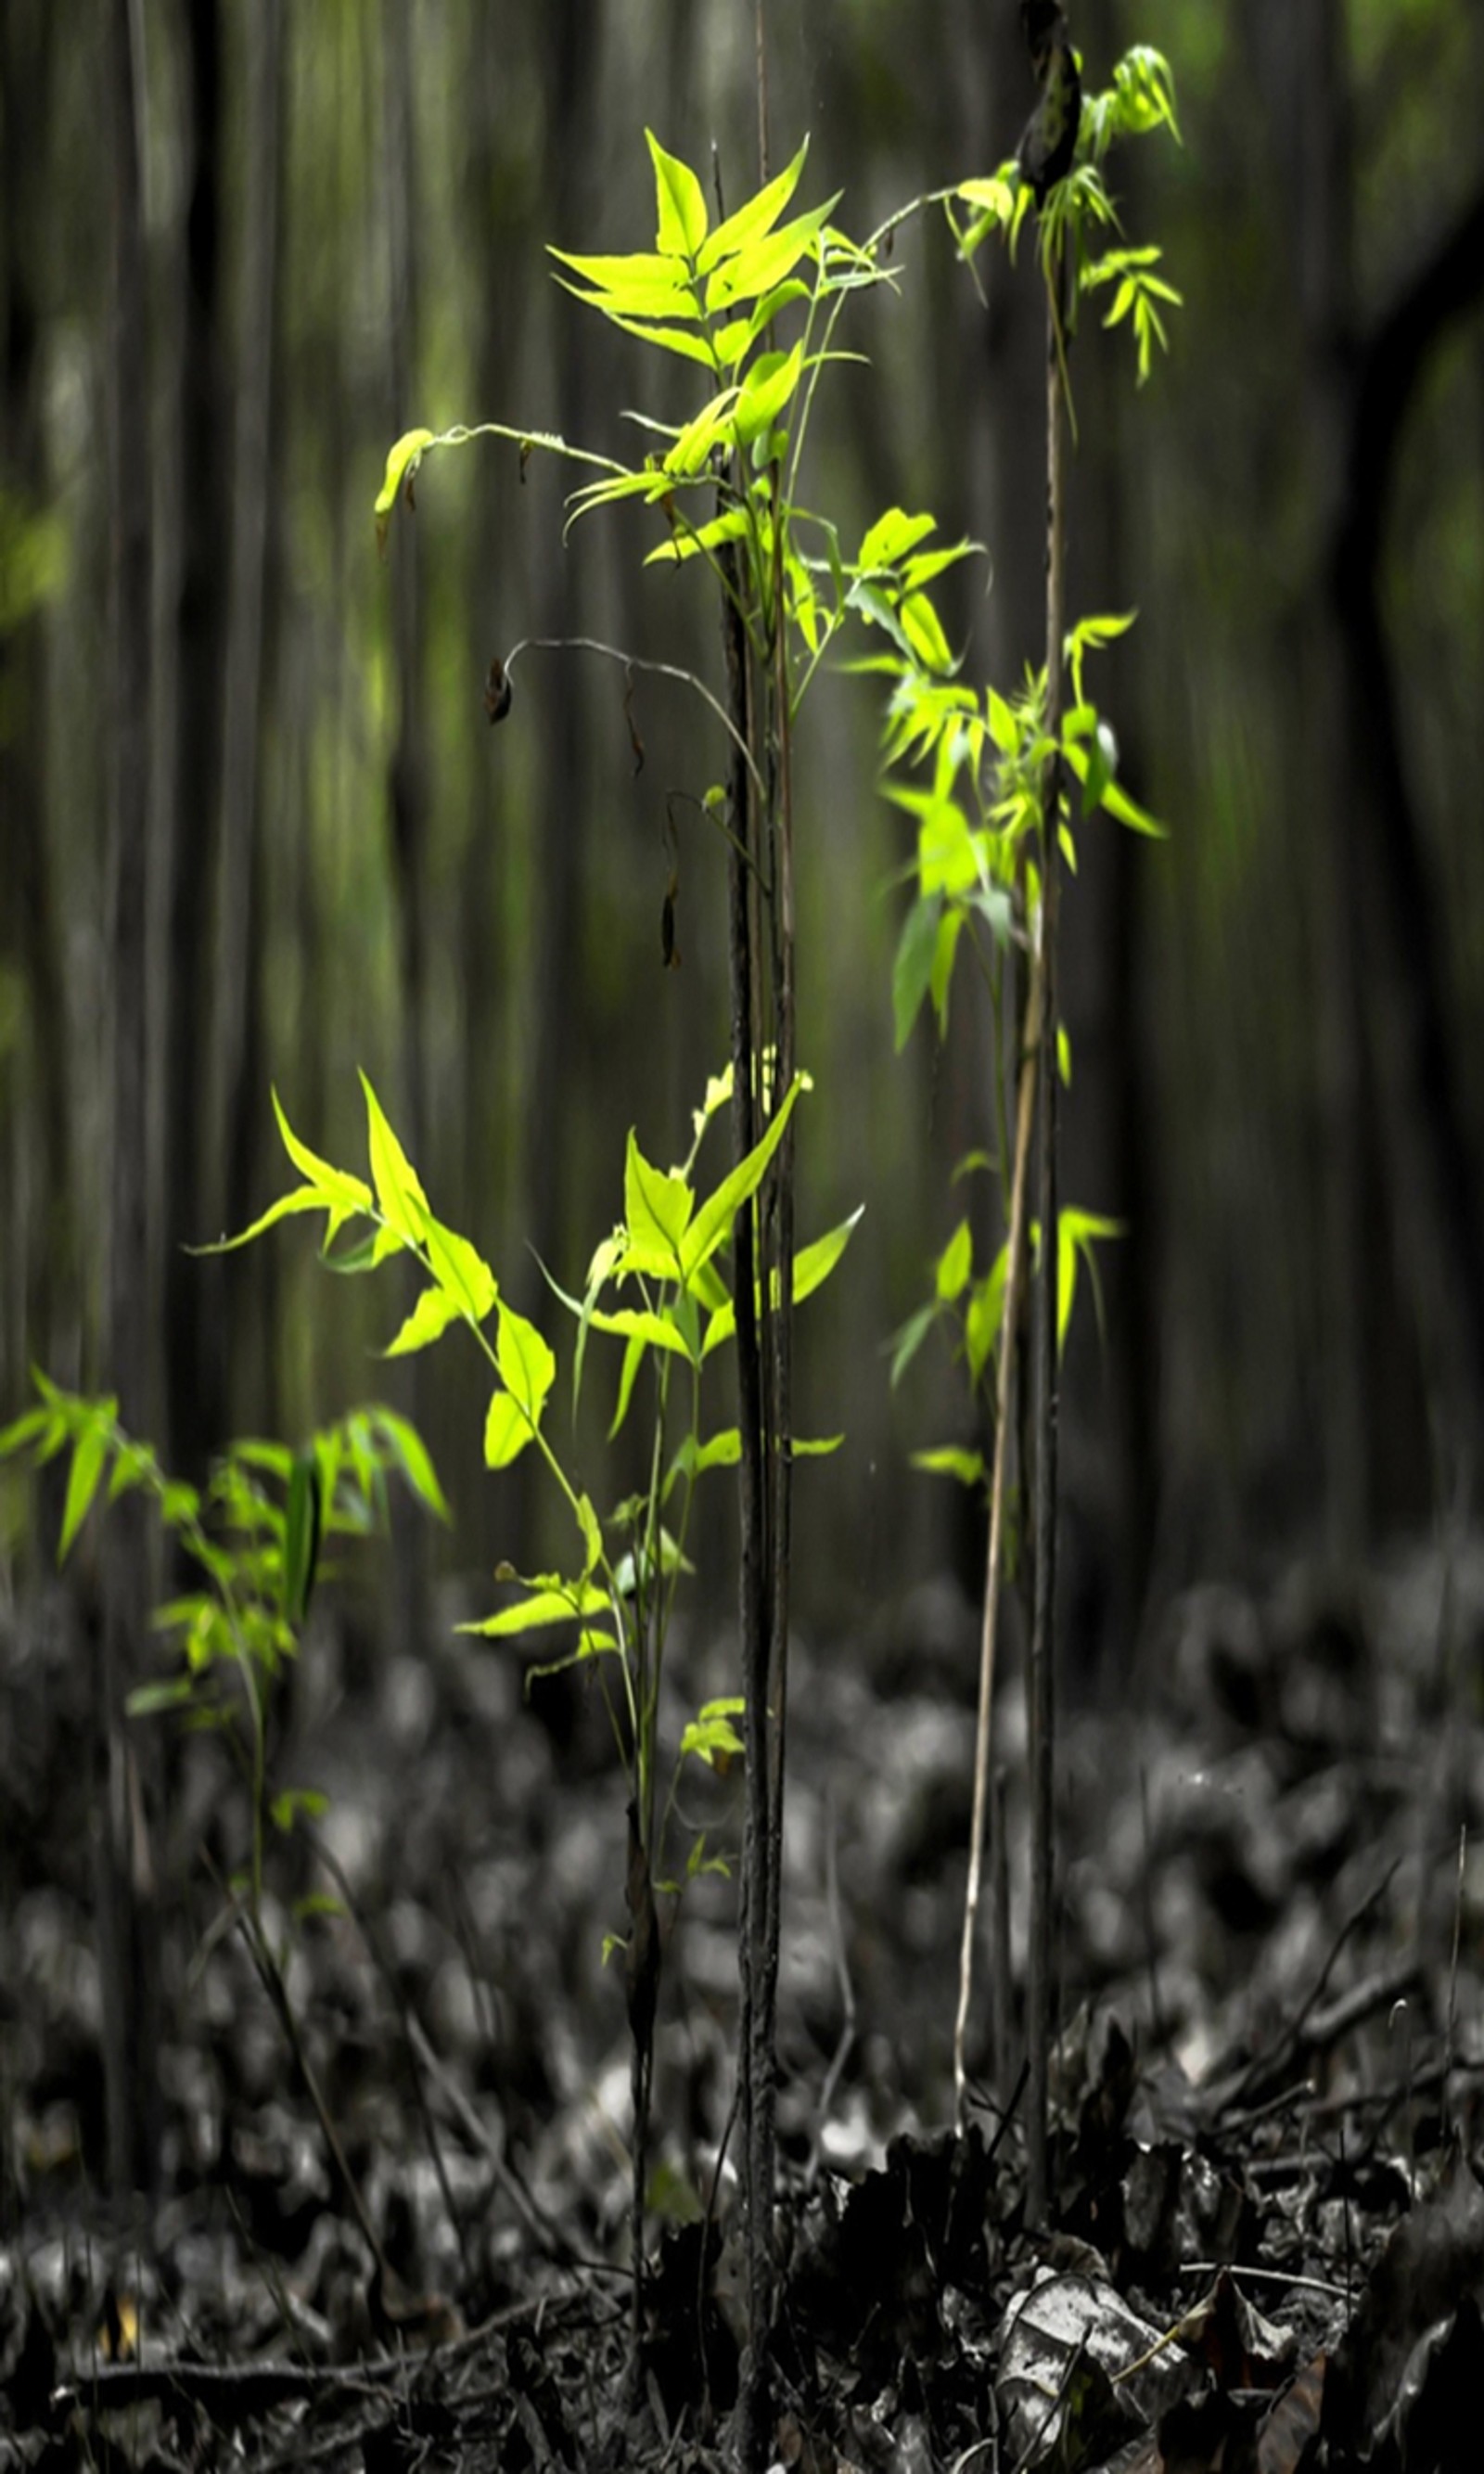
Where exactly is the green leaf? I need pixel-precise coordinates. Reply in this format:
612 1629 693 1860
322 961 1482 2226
360 1073 429 1245
911 1444 987 1488
858 507 938 571
270 1787 329 1834
696 138 809 275
460 1580 610 1637
483 1391 532 1471
646 130 709 258
681 1698 746 1767
271 1089 373 1224
893 891 941 1050
624 1132 693 1265
424 1217 497 1322
365 1406 451 1522
282 1451 323 1625
546 249 697 317
189 1184 332 1254
126 1677 198 1718
496 1302 556 1423
733 344 803 449
59 1416 111 1562
679 1075 805 1286
375 427 436 545
792 1206 865 1306
383 1286 461 1357
936 1218 973 1303
703 200 835 311
889 1301 940 1390
0 1402 52 1459
576 1492 604 1576
792 1435 844 1457
669 1428 742 1488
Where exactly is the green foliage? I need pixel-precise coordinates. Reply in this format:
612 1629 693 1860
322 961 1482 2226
947 44 1183 385
0 1375 442 1909
218 1064 857 1922
883 42 1181 1506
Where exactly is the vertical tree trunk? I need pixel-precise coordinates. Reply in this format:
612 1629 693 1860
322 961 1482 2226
0 0 70 1417
215 0 283 1385
525 0 596 1288
102 0 160 2198
1295 0 1369 1550
1331 177 1484 1501
164 0 229 1482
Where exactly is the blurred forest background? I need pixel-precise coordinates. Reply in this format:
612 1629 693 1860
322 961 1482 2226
3 0 1483 1674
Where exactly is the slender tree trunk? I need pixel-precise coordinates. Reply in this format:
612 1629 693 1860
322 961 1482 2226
380 0 431 1653
163 0 229 1482
1294 0 1369 1550
0 0 70 1417
216 0 283 1378
525 0 596 1288
102 0 160 2198
1331 178 1484 1497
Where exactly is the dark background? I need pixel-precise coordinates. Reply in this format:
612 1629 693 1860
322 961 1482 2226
4 0 1482 1672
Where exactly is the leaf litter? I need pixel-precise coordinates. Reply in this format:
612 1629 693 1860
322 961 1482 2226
3 1533 1484 2469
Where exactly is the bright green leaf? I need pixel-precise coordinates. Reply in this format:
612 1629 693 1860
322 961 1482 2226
893 891 941 1051
59 1418 111 1562
483 1391 532 1471
383 1287 461 1358
646 130 709 257
496 1302 556 1422
360 1073 429 1246
936 1218 973 1303
911 1445 987 1488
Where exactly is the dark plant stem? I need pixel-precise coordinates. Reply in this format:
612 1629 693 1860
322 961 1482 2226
1026 239 1068 2233
719 537 775 2465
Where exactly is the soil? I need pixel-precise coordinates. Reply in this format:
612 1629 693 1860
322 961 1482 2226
3 1536 1483 2471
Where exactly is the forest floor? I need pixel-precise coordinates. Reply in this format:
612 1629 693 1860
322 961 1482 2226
3 1535 1484 2472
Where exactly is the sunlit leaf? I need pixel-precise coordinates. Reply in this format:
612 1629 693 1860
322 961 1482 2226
360 1073 429 1245
936 1218 973 1303
646 130 709 257
696 138 809 276
911 1444 987 1488
483 1391 532 1471
496 1302 556 1422
383 1287 460 1358
894 891 941 1050
375 427 435 546
59 1416 111 1561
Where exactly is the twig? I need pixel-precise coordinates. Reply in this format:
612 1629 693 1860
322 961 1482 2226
1026 214 1069 2236
1213 1859 1404 2113
1445 1823 1466 2139
806 1788 858 2186
954 963 1043 2132
504 634 766 801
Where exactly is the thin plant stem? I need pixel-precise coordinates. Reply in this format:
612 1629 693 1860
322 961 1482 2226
1027 236 1069 2232
953 955 1042 2132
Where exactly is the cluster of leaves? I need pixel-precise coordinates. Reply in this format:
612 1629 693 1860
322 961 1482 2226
949 45 1182 385
375 134 982 737
877 45 1182 1486
0 1374 442 1904
220 1066 857 1906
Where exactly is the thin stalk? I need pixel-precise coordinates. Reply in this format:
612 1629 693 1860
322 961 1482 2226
953 954 1042 2131
1026 241 1069 2232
